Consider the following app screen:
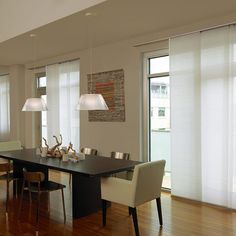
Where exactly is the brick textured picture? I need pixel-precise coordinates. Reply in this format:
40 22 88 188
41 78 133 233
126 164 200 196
88 69 125 121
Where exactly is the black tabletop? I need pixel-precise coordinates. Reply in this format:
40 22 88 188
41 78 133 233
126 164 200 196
0 148 140 176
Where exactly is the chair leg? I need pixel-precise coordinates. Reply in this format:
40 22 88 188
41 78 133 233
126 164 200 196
61 189 66 223
130 207 139 236
156 197 163 226
18 180 25 218
12 178 17 197
102 199 107 226
128 207 132 216
69 174 72 186
36 192 41 224
48 192 50 212
6 180 9 213
29 191 32 205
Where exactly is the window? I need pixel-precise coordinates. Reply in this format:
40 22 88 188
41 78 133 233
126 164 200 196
36 60 80 150
151 83 168 97
46 60 80 150
149 56 169 74
158 107 165 117
150 107 154 117
0 74 10 140
144 52 171 189
37 76 47 88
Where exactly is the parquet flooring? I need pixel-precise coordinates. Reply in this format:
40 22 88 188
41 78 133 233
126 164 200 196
0 170 235 235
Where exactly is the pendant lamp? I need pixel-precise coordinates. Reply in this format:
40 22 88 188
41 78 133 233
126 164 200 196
76 12 108 111
22 34 48 112
22 98 48 111
76 94 108 110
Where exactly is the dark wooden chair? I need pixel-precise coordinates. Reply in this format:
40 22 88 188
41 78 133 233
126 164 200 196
69 147 98 185
18 169 66 223
81 147 98 155
111 151 130 178
111 151 130 160
0 161 19 212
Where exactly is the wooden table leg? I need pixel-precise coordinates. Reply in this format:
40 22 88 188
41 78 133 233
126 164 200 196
72 174 101 218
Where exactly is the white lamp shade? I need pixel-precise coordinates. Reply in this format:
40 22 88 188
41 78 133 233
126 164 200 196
22 98 48 111
76 94 108 110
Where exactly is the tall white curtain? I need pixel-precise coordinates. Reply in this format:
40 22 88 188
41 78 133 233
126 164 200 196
46 60 80 150
170 25 236 208
0 74 10 141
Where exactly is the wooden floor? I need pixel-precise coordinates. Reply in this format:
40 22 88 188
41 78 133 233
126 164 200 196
0 170 236 236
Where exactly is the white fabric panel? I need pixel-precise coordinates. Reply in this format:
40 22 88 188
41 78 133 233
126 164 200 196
46 64 60 146
201 26 236 208
0 75 10 141
170 33 202 200
170 25 236 208
46 60 80 150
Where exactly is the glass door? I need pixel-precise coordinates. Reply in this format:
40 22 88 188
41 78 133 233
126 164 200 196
148 55 171 189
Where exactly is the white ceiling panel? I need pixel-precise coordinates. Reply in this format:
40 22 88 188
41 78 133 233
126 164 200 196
0 0 106 43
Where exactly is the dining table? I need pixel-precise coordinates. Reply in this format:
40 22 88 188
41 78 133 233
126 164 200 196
0 148 140 218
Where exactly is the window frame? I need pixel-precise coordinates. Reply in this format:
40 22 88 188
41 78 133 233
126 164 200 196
36 72 46 96
142 49 169 162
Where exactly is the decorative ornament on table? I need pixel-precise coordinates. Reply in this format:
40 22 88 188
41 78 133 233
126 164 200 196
39 134 79 160
41 134 62 158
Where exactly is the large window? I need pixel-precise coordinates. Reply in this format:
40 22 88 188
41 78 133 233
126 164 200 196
36 60 80 150
170 25 236 208
46 60 80 150
145 53 171 189
0 74 10 140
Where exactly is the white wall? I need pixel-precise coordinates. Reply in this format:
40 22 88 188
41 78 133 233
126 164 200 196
79 41 141 159
0 65 9 75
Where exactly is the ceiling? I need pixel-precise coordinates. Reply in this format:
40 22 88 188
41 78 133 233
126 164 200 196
0 0 106 43
1 0 236 66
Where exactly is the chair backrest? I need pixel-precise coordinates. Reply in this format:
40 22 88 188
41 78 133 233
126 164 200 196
23 171 45 183
0 162 12 173
131 160 166 206
0 140 22 152
81 147 98 155
111 151 130 160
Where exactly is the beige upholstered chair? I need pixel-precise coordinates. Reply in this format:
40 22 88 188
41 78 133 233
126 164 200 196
18 169 66 223
101 160 166 236
69 147 98 185
0 140 23 152
0 140 23 163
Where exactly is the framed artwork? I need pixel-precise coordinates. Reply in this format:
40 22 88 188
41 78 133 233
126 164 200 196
88 69 125 122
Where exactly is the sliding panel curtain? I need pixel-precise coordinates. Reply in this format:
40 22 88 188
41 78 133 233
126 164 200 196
0 74 10 141
170 33 202 200
46 60 80 150
170 25 236 208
